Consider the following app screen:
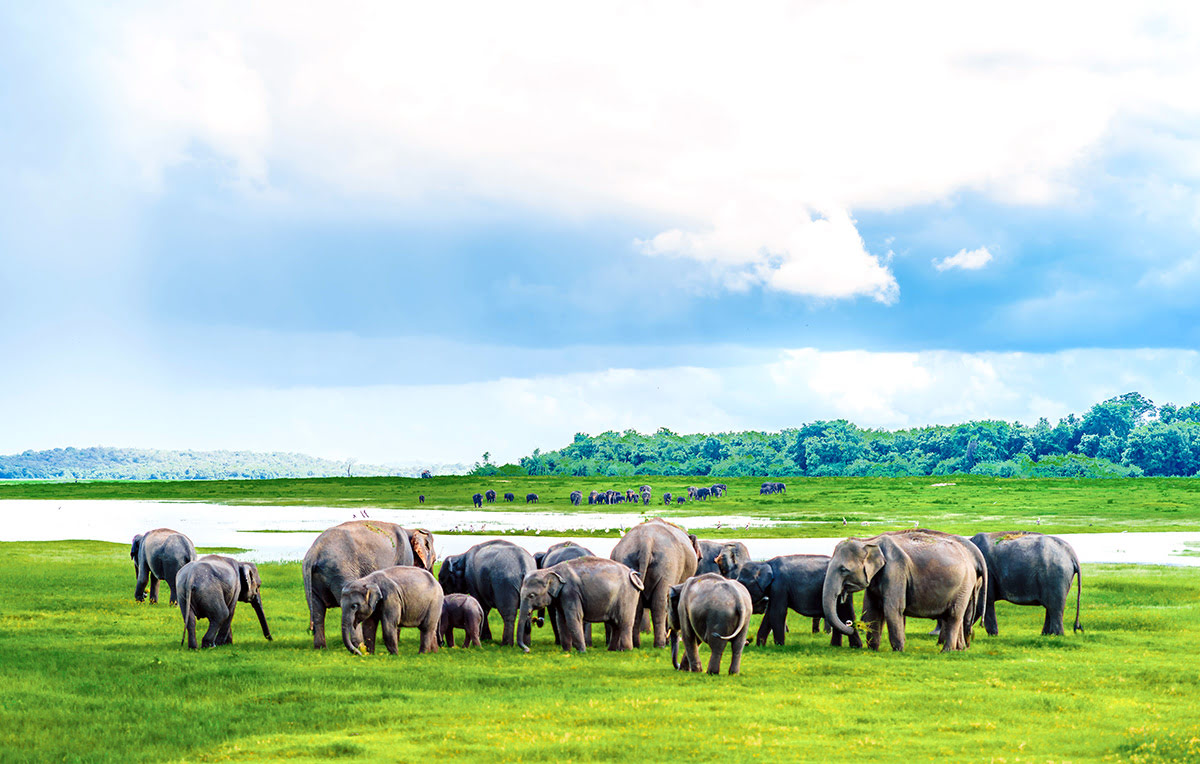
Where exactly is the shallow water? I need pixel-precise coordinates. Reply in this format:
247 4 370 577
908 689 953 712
2 499 1197 566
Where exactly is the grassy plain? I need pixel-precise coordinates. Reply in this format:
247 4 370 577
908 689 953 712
1 541 1198 762
4 475 1200 537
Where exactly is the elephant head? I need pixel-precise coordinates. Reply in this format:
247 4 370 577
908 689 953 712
236 562 273 641
339 578 383 655
735 562 773 614
823 538 885 637
668 583 684 670
437 554 465 594
516 570 558 652
409 529 435 571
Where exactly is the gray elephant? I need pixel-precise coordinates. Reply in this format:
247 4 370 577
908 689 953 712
131 528 197 605
696 540 751 578
438 539 537 646
663 492 673 505
970 531 1082 636
176 555 272 649
485 489 497 503
668 574 753 675
569 490 582 506
438 593 484 648
526 493 539 503
535 541 597 647
340 566 443 655
641 491 651 506
610 518 701 648
588 490 599 505
517 557 645 653
472 493 484 508
504 492 515 502
737 555 860 648
823 529 983 652
302 520 436 649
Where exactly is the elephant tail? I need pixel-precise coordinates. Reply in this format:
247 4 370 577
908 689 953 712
1072 552 1083 634
715 602 752 641
178 581 192 647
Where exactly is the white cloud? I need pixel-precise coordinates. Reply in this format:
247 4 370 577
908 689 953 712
934 246 994 272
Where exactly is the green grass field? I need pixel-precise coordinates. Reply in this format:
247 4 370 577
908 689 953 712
1 540 1198 762
5 475 1200 537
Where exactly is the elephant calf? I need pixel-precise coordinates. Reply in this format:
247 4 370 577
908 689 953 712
340 566 443 655
668 574 753 675
132 528 197 605
439 593 484 648
517 557 644 653
177 555 272 649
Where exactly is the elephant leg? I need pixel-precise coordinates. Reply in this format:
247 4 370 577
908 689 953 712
584 622 593 648
202 602 229 648
310 598 328 649
861 594 884 651
1042 604 1066 636
754 612 772 647
811 616 821 634
548 603 563 646
135 561 150 602
149 575 160 604
419 610 439 654
650 586 670 648
362 613 379 654
468 616 482 647
983 589 999 637
631 604 643 648
767 599 787 646
684 628 702 673
184 610 199 650
884 606 906 652
729 630 746 675
480 609 493 642
706 636 726 675
941 613 964 653
500 612 517 647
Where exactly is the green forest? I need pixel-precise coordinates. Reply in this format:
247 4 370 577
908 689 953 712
507 392 1200 479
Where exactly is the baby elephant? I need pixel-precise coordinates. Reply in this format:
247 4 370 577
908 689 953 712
517 557 645 653
439 593 484 648
340 566 443 655
668 573 753 675
176 555 272 649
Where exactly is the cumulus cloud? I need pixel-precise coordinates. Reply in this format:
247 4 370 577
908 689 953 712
933 247 994 272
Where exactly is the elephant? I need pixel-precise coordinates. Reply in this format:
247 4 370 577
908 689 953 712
517 557 644 653
176 555 272 649
302 520 435 649
419 495 425 504
534 541 597 646
668 574 753 675
504 492 515 502
759 482 786 495
340 566 443 655
438 593 484 648
970 531 1082 636
686 486 698 498
570 490 583 506
131 528 197 605
641 491 651 506
639 484 652 494
696 540 752 579
663 492 673 505
712 483 728 497
695 487 711 501
588 490 599 505
737 555 860 648
676 497 686 505
526 493 539 504
823 529 983 652
485 489 497 503
610 518 701 648
472 493 483 508
438 539 537 646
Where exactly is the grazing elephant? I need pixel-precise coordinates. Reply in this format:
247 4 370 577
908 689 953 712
737 555 860 648
610 518 701 648
676 497 686 505
504 492 515 502
526 493 539 504
535 541 597 646
517 557 645 653
438 593 484 648
696 540 751 578
438 540 537 646
668 574 753 675
131 529 197 605
176 555 272 649
472 493 484 508
485 489 497 503
663 492 673 505
570 490 582 506
823 530 982 652
970 531 1082 636
302 521 436 649
340 566 443 655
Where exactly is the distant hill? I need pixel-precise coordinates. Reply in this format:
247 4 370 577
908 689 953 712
0 446 465 480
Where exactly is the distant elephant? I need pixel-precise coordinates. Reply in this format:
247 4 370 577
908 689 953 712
738 555 860 648
639 484 652 494
517 557 644 653
526 493 539 504
823 530 982 652
340 566 443 655
534 541 597 646
176 555 272 649
438 539 537 646
131 528 197 605
588 490 599 505
695 487 711 501
641 491 651 506
668 574 752 675
610 518 701 647
696 540 751 579
472 493 483 508
712 483 728 497
438 593 484 648
570 490 582 506
676 497 685 505
419 495 425 504
663 492 673 505
687 486 698 498
504 492 515 502
485 489 497 503
302 521 435 649
970 532 1082 636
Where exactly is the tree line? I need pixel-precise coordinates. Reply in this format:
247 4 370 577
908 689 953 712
508 392 1200 478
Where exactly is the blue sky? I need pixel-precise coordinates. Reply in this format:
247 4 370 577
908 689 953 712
3 2 1200 465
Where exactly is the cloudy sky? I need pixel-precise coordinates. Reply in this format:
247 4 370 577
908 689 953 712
4 2 1200 465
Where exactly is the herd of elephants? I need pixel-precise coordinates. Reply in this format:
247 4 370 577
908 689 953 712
129 482 1083 675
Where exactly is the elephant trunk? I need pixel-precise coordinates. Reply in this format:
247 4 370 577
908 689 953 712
823 574 856 637
251 595 272 641
342 610 364 655
517 602 533 653
536 607 545 628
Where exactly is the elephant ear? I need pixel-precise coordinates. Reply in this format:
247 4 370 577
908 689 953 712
687 534 702 561
863 543 886 581
238 563 257 599
130 535 143 561
410 529 434 569
546 571 565 598
756 565 774 592
365 583 383 613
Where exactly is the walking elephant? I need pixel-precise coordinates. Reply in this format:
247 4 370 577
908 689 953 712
517 557 644 653
176 555 272 649
472 493 483 508
970 531 1082 636
823 529 983 652
610 518 701 647
738 555 860 648
662 492 673 505
485 489 497 503
668 574 752 675
439 593 484 648
526 493 539 504
696 540 751 578
340 566 443 655
131 528 197 605
438 539 537 646
570 490 582 506
302 521 435 649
